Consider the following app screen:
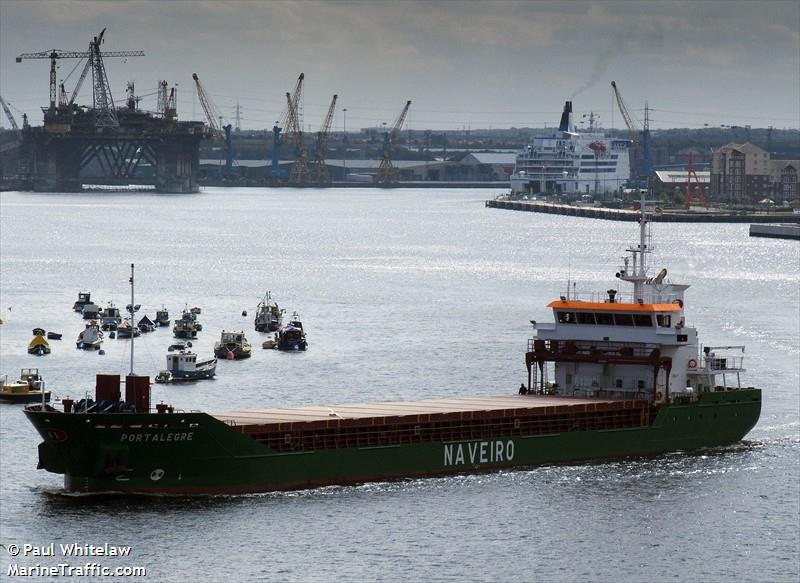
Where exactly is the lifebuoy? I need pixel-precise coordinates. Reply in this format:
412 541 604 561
655 392 663 401
688 358 698 369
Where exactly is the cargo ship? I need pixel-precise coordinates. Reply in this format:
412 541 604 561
24 209 760 494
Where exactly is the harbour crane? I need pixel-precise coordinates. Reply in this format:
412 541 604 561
16 29 144 121
680 152 709 209
611 81 653 187
0 95 19 131
0 94 22 156
376 100 411 185
192 73 236 177
272 74 305 181
280 73 309 185
312 94 337 185
268 87 300 182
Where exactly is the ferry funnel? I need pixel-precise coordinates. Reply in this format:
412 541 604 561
559 101 573 133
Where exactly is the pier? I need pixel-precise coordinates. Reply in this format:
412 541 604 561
486 199 800 224
749 223 800 240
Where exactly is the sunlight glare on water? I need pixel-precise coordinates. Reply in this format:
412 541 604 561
1 188 797 582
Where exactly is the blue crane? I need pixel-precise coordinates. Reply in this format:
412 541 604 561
611 81 653 188
192 73 237 178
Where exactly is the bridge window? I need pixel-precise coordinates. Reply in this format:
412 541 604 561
576 312 596 324
595 312 614 325
557 311 576 324
633 314 653 327
657 314 672 327
613 313 635 326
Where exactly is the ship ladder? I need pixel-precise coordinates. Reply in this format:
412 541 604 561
530 362 550 395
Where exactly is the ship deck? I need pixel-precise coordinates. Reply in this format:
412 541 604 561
212 395 636 429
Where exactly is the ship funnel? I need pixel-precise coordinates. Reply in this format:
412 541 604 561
96 374 121 403
125 375 150 413
559 101 574 133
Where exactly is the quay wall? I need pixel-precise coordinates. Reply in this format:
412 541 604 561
749 224 800 240
486 200 800 224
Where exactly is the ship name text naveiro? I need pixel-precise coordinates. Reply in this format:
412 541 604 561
443 439 515 466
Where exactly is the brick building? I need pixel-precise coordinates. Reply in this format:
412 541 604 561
710 142 799 203
771 160 798 202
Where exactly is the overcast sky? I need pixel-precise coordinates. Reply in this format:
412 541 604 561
1 0 798 132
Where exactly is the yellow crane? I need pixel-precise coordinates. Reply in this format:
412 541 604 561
377 100 411 185
281 73 309 185
312 94 338 185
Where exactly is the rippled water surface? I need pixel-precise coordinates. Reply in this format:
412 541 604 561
1 188 798 582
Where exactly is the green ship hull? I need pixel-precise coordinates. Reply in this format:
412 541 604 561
25 389 760 495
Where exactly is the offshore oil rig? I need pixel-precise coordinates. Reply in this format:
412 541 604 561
13 29 209 193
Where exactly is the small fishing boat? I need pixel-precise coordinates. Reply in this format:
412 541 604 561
28 334 51 356
190 306 202 315
155 350 217 383
100 302 122 330
72 291 92 312
214 331 252 360
168 341 191 352
276 318 308 352
82 302 101 320
155 307 170 327
288 311 304 330
138 315 156 333
0 368 50 403
46 331 62 340
262 334 278 349
77 321 104 350
116 319 140 338
173 310 201 339
254 291 283 332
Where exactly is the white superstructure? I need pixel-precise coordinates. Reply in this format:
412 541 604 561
526 197 747 403
510 101 631 196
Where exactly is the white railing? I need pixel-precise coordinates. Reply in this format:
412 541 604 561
704 356 745 372
555 290 682 305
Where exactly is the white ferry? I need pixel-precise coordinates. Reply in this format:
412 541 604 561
510 101 631 197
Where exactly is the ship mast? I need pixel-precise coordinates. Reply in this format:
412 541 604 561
620 193 652 301
129 263 135 376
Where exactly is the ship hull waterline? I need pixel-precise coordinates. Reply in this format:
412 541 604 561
26 390 760 495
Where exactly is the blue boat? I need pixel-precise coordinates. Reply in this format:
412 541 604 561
154 350 217 383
